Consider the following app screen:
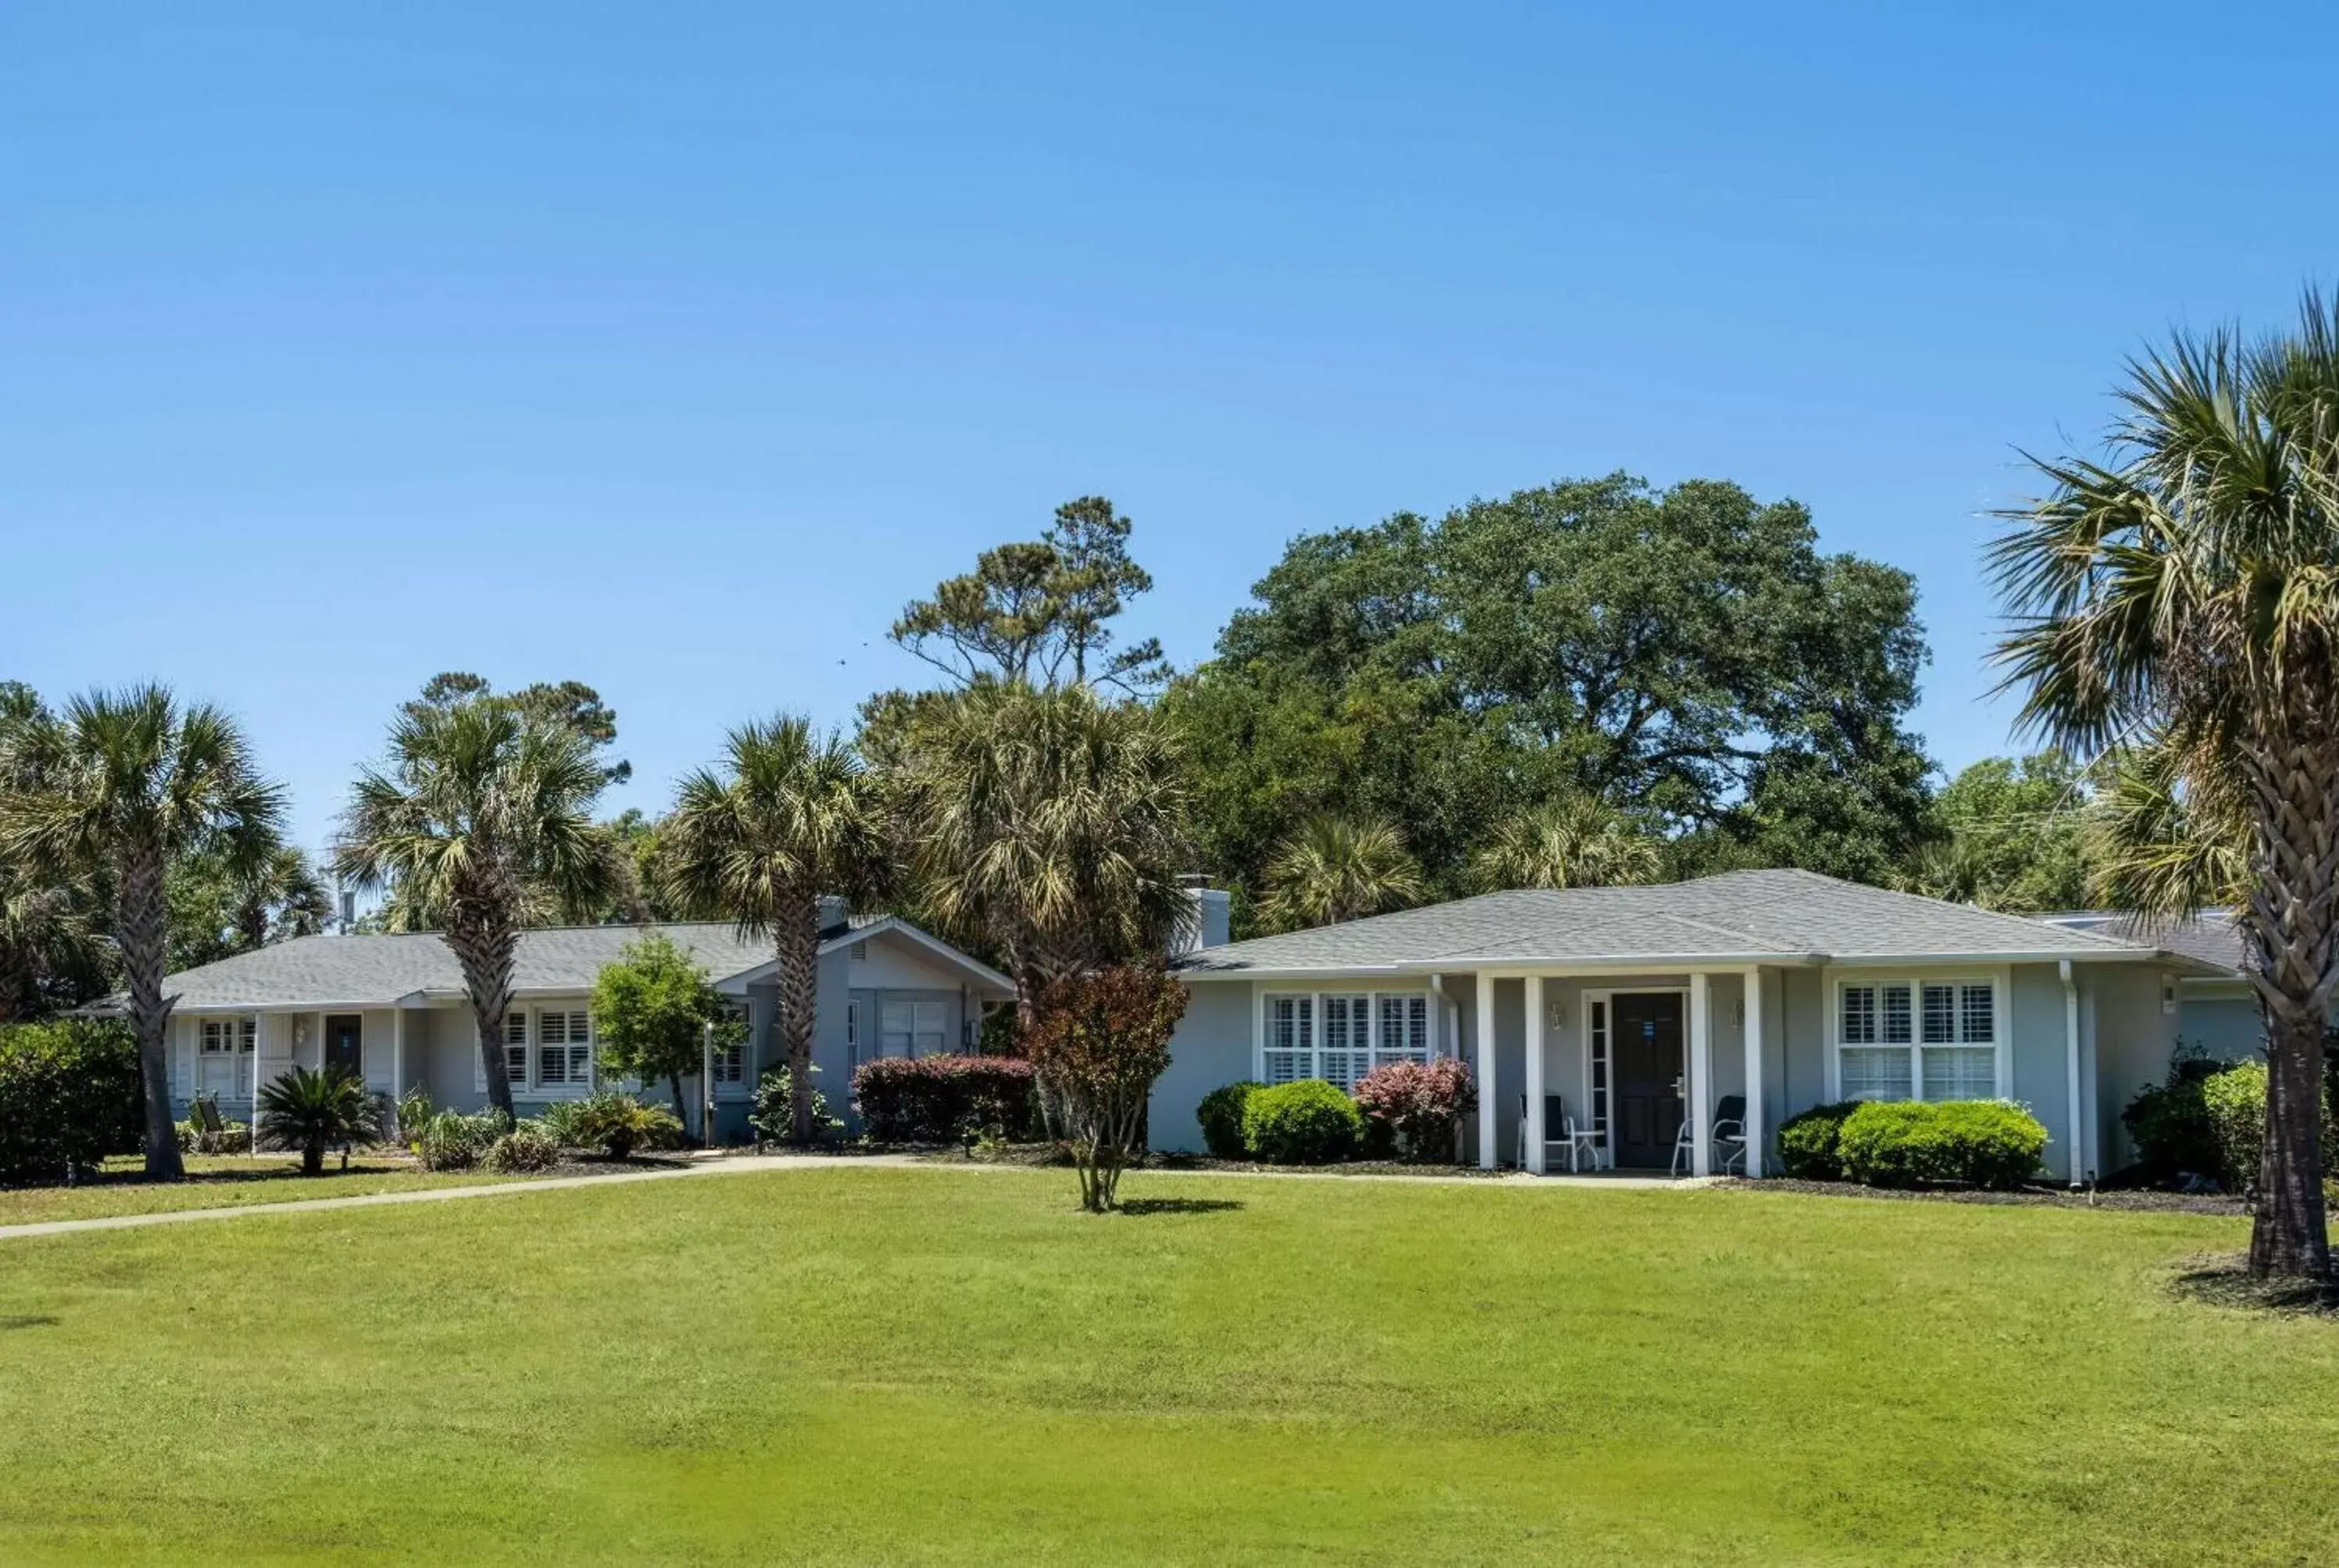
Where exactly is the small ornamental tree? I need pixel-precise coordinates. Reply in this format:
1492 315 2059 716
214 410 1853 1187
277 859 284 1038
1022 964 1187 1212
590 933 745 1123
1352 1059 1475 1163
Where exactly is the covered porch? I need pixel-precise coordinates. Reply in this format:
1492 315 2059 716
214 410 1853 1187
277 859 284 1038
1470 963 1808 1178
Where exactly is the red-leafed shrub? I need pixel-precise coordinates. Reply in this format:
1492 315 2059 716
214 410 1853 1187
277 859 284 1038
1352 1059 1475 1163
1025 965 1188 1210
852 1055 1039 1143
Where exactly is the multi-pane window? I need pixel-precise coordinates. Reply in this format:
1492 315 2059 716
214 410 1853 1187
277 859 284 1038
200 1018 257 1054
1586 1000 1610 1141
1261 991 1440 1088
538 1011 592 1087
879 999 946 1057
712 1004 748 1088
1839 979 1997 1102
504 1011 531 1089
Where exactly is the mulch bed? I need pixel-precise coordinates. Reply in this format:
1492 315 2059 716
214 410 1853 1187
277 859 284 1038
1724 1175 2248 1215
2167 1252 2339 1315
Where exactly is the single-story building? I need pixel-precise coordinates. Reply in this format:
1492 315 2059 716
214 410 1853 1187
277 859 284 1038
152 907 1013 1139
1157 869 2233 1181
2033 909 2264 1062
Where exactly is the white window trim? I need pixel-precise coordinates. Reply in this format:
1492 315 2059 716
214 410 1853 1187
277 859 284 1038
1822 966 2012 1103
1252 988 1439 1090
476 1005 599 1098
713 1001 752 1098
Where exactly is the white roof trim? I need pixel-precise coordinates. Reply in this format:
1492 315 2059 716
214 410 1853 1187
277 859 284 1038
720 916 1014 995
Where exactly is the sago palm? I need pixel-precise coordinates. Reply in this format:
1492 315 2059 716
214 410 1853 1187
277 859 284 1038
658 716 888 1143
1258 812 1423 931
335 700 616 1119
1471 795 1662 892
885 681 1194 1007
257 1065 384 1177
1990 290 2339 1276
0 686 284 1179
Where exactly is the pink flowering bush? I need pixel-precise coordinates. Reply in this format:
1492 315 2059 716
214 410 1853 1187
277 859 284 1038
1352 1059 1475 1163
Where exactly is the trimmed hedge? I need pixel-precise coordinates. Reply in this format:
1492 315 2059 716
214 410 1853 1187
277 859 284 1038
0 1019 143 1185
852 1056 1039 1143
1836 1100 2048 1190
1776 1100 1861 1180
1196 1080 1263 1158
1241 1079 1364 1165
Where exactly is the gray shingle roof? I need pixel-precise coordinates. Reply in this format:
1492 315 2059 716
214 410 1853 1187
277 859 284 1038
2033 910 2247 976
160 923 778 1009
1177 869 2204 975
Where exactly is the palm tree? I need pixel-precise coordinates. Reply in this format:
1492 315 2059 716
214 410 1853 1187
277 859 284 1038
231 843 332 949
0 686 284 1179
2087 737 2251 919
658 716 889 1144
1471 795 1662 892
257 1065 383 1176
335 700 616 1120
1257 813 1423 932
1990 291 2339 1277
884 681 1194 1009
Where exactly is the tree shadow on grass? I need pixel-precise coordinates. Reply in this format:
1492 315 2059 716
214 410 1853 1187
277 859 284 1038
0 1316 60 1331
2171 1252 2339 1317
1114 1197 1245 1217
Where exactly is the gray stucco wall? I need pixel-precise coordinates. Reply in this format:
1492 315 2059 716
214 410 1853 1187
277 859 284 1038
2179 988 2264 1063
1150 980 1255 1152
2091 964 2181 1177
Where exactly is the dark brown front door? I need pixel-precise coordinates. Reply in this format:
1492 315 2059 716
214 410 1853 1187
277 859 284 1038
1611 993 1684 1169
324 1014 363 1079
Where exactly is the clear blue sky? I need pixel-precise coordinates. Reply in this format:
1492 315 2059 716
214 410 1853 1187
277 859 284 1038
6 3 2335 855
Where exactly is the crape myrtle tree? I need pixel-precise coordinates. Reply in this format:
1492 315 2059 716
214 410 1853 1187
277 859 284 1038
657 716 888 1145
1022 963 1189 1212
1991 291 2339 1277
0 685 286 1178
335 698 617 1120
1161 475 1937 927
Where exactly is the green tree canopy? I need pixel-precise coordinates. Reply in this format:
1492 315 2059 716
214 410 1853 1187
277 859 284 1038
1163 474 1936 911
591 932 744 1119
1897 752 2095 913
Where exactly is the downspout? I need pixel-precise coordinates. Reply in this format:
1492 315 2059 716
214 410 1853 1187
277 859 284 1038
2060 960 2083 1190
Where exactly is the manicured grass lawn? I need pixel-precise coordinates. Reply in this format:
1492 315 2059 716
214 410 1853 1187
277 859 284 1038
0 1154 528 1227
2 1167 2334 1566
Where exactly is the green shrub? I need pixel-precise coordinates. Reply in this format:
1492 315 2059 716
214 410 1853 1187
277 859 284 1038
417 1109 508 1171
2201 1063 2269 1193
1242 1080 1364 1165
750 1065 843 1145
1776 1101 1861 1180
1837 1100 2048 1190
2122 1054 2233 1184
1196 1080 1263 1158
392 1088 435 1142
0 1019 143 1184
484 1123 560 1173
540 1090 681 1159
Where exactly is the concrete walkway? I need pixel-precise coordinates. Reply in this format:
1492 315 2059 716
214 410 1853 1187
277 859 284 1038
0 1154 1704 1243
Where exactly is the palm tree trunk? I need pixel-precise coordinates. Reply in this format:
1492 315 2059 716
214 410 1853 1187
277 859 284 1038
116 841 184 1180
776 888 821 1144
446 898 519 1121
2241 708 2339 1277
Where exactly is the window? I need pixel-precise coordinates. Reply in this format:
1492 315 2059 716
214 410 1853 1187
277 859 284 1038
504 1011 530 1089
200 1018 256 1054
1262 991 1440 1087
1264 995 1313 1084
537 1010 592 1087
1320 995 1370 1088
1837 977 1997 1102
712 1004 748 1088
1586 1000 1610 1141
879 998 947 1058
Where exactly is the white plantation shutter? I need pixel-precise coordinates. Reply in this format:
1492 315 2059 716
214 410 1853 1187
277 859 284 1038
506 1011 531 1089
1374 995 1429 1068
1840 977 2001 1102
1320 995 1368 1088
1840 985 1876 1044
1921 984 1956 1044
537 1011 591 1087
1264 995 1311 1084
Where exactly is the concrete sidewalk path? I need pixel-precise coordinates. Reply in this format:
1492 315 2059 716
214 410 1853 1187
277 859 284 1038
0 1153 1703 1243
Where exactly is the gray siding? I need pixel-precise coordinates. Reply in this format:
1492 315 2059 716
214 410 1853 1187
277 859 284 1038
2179 988 2265 1063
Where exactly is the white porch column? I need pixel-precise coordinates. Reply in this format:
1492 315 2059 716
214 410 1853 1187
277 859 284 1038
1742 966 1765 1178
392 1009 406 1100
1475 972 1497 1170
2061 959 2084 1188
1524 975 1547 1174
1689 972 1712 1177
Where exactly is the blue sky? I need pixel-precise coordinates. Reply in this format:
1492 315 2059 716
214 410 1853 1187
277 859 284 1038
5 2 2336 855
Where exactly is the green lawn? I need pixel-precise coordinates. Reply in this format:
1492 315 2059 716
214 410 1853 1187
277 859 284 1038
0 1154 528 1227
1 1167 2332 1566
